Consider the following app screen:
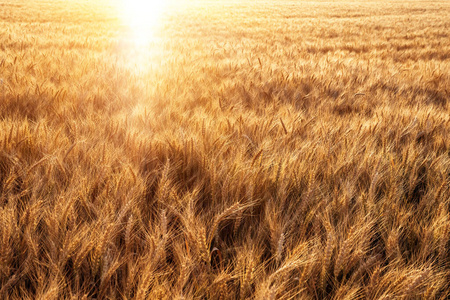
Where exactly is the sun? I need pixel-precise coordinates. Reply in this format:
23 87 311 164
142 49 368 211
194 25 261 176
119 0 169 46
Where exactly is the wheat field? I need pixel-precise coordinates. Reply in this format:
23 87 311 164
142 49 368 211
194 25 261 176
0 0 449 298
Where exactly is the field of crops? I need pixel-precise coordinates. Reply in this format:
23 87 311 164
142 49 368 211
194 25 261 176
0 0 449 298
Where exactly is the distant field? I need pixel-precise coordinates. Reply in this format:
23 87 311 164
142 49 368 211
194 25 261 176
0 0 449 298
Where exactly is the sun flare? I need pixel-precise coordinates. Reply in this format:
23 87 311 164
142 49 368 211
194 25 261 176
119 0 169 46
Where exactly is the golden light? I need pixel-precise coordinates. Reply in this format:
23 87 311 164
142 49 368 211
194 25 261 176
119 0 169 46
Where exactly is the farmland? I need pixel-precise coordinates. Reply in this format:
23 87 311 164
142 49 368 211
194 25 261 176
0 0 449 298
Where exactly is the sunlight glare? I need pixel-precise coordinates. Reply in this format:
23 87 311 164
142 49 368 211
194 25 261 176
119 0 169 46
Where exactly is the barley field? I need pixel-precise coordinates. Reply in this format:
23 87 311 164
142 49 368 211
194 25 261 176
0 0 449 298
